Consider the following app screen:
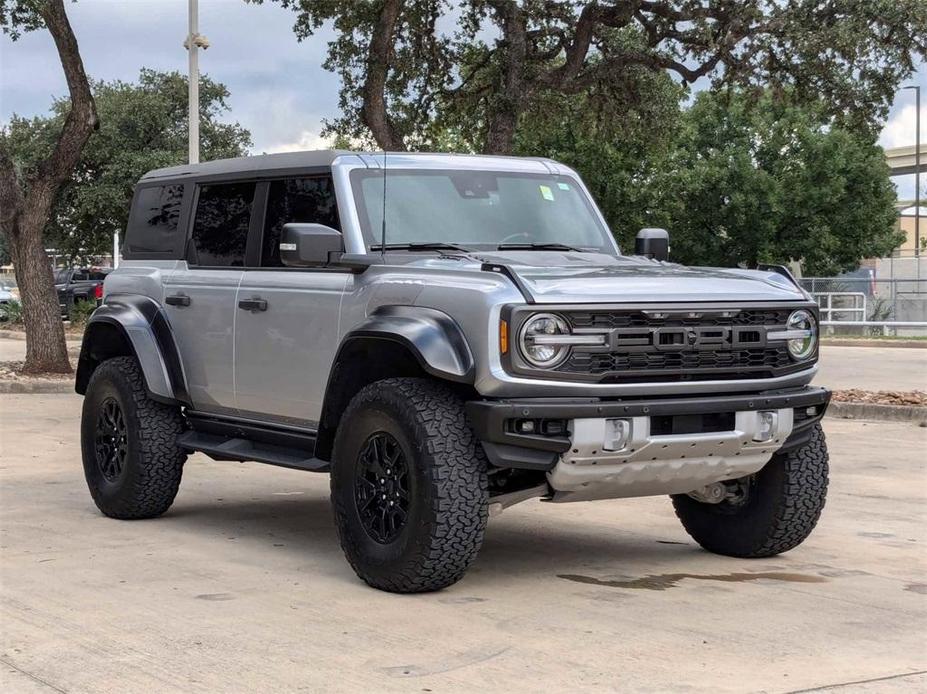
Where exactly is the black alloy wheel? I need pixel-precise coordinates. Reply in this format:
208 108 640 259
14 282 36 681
354 432 410 544
95 397 128 482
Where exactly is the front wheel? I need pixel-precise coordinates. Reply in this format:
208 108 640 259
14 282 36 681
671 423 829 558
331 378 488 593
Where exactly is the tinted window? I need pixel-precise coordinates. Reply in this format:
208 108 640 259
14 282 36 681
125 184 185 256
53 269 71 284
191 182 256 266
262 177 339 266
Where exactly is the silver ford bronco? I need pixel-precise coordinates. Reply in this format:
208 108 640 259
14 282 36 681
76 151 830 593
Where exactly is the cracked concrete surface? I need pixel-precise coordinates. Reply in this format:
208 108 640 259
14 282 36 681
1 394 925 693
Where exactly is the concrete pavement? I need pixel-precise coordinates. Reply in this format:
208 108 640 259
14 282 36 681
1 393 925 693
817 345 927 392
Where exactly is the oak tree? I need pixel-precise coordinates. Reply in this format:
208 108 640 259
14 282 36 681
0 0 97 373
257 0 927 154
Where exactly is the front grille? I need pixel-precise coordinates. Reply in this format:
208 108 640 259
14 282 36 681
506 304 814 383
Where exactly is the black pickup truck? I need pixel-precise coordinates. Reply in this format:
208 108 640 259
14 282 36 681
54 267 111 319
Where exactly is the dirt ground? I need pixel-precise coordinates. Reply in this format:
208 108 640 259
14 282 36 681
1 393 925 693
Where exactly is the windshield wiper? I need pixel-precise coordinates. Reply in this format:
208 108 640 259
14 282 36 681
496 242 589 252
370 242 472 252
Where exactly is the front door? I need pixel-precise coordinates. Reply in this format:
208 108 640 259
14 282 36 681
234 176 348 425
164 180 257 415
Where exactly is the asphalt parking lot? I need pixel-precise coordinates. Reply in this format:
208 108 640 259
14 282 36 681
1 393 925 693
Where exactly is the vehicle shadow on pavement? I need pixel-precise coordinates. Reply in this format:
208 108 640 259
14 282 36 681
162 495 344 556
159 494 703 585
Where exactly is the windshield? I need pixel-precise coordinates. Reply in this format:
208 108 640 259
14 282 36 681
350 169 616 253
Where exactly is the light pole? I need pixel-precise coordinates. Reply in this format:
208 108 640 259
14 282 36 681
184 0 209 165
903 85 921 257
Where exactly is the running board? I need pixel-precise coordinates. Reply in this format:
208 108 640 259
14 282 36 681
177 431 329 473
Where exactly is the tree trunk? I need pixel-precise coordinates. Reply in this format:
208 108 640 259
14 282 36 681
484 109 519 154
0 0 97 374
361 0 407 151
5 223 71 374
482 1 527 155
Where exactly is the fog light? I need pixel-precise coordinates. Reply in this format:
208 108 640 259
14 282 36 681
753 411 778 443
604 418 632 451
516 419 535 433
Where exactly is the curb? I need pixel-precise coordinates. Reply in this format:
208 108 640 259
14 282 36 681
822 339 927 349
826 401 927 424
0 380 73 394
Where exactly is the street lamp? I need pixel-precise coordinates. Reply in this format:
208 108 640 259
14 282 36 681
184 0 210 165
903 85 921 257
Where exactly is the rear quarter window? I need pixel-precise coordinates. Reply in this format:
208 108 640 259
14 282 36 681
124 184 186 257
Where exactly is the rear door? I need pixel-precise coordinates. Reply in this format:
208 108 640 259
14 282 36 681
163 180 258 415
234 175 351 426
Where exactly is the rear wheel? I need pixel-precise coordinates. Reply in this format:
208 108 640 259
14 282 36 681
672 424 829 558
331 378 488 593
81 356 187 519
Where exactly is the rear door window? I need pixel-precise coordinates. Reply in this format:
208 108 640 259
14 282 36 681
124 184 186 256
261 177 339 267
191 182 256 267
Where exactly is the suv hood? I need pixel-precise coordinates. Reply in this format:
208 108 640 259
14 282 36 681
409 251 807 303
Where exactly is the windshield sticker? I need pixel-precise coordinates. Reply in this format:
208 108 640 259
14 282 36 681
539 185 555 201
557 182 571 190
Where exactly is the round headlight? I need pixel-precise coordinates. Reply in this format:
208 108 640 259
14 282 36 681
786 309 817 360
519 313 570 367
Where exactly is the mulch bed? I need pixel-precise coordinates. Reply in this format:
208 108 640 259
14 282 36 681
831 389 926 407
0 361 73 384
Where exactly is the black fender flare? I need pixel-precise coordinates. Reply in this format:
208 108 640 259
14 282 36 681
75 294 190 406
336 305 475 384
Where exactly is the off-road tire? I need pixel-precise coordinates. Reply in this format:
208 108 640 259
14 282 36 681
331 378 489 593
671 423 829 558
81 356 187 519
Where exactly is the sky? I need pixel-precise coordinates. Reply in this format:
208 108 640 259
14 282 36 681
1 0 924 199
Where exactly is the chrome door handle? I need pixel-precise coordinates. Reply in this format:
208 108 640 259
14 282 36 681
238 297 268 312
165 294 191 307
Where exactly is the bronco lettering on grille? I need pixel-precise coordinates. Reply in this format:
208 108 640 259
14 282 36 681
611 326 767 352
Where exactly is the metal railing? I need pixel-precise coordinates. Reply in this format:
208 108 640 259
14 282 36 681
811 292 866 322
800 277 927 336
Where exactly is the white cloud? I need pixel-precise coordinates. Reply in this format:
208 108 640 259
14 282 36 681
880 102 927 149
262 129 334 154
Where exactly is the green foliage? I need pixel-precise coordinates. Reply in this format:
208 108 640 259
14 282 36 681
655 91 903 275
1 69 251 261
0 0 47 39
67 298 96 327
1 299 24 324
257 0 927 149
511 60 684 251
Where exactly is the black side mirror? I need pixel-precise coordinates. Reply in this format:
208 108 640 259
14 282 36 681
635 228 670 261
280 223 343 267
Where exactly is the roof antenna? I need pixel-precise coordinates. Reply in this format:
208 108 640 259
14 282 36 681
380 150 387 259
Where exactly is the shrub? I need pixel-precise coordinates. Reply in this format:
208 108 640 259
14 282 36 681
1 299 23 324
68 299 97 327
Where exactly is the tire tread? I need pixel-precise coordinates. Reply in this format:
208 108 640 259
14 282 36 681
331 378 488 593
83 357 186 519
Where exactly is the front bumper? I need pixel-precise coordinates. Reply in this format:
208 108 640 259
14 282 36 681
466 386 830 501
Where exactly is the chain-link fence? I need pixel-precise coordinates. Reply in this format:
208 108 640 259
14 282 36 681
799 277 927 336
